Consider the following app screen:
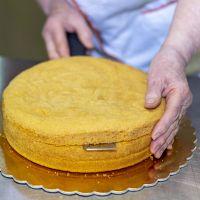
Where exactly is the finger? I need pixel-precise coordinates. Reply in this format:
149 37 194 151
43 32 59 59
152 113 179 141
153 117 180 154
145 79 162 109
150 120 178 154
51 25 69 57
155 127 179 158
154 107 182 152
154 145 165 159
73 16 93 49
152 91 182 140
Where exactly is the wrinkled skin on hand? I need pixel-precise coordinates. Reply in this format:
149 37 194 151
42 3 93 59
145 47 193 159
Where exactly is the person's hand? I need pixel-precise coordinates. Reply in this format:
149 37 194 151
145 47 193 159
42 2 93 59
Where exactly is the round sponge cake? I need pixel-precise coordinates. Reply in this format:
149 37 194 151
2 56 164 172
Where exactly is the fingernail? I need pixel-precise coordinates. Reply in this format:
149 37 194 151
87 43 93 49
155 153 161 159
152 132 160 140
155 150 163 159
147 98 156 104
86 39 93 48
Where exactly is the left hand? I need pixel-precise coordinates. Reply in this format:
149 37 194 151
145 47 193 159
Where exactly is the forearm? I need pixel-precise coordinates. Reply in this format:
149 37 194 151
162 0 200 66
36 0 67 16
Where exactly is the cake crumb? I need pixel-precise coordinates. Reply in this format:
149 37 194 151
150 155 154 161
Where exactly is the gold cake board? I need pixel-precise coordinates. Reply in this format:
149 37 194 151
0 118 196 196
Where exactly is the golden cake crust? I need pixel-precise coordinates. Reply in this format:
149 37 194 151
2 56 165 172
5 119 151 172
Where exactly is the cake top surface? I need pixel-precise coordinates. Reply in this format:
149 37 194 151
3 56 164 143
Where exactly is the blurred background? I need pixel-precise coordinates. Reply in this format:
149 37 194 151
0 0 47 60
0 0 200 74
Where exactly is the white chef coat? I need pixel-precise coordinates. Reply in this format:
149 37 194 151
68 0 177 71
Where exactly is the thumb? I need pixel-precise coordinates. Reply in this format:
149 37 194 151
145 79 162 109
74 16 93 49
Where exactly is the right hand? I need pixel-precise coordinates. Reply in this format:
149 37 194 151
42 2 93 59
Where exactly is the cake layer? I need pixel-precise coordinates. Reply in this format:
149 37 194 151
3 57 164 145
5 121 151 172
3 116 157 146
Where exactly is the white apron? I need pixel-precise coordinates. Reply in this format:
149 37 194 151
68 0 177 71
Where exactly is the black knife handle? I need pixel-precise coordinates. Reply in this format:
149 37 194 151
67 32 86 56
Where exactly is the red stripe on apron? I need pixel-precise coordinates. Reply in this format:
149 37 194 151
142 0 177 14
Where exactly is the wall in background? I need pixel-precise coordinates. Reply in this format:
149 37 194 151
0 0 199 74
0 0 47 60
